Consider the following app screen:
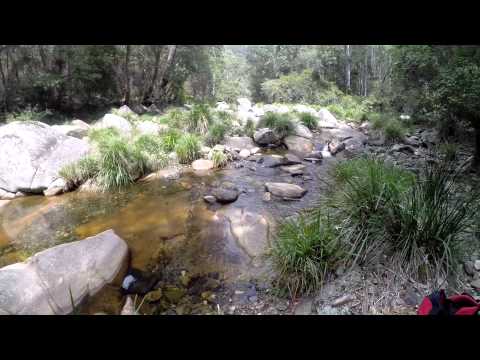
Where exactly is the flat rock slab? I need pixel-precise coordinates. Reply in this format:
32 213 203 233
139 168 181 182
0 121 90 194
221 208 270 258
261 154 286 168
284 153 302 165
280 164 306 175
265 182 307 199
224 136 256 150
0 229 128 315
191 159 214 171
283 135 314 155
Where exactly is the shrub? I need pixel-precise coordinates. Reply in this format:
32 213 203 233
257 112 295 138
175 134 201 164
298 112 318 130
438 143 458 162
269 211 344 298
160 129 181 153
166 108 189 128
383 119 406 142
211 150 229 168
326 95 369 122
206 122 228 147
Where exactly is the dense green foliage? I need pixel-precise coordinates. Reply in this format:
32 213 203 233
298 112 318 130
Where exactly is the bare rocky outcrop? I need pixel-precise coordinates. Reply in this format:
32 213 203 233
0 121 90 195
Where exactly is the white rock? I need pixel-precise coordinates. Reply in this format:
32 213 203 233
224 136 256 150
293 124 313 139
94 114 132 135
283 136 314 155
43 178 66 197
191 159 214 171
238 149 251 159
216 102 230 112
136 121 163 135
474 260 480 271
0 121 90 194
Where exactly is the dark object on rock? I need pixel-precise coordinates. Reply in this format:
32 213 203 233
306 150 323 160
304 157 322 163
418 290 480 315
329 141 346 155
284 153 302 165
390 144 415 154
121 269 157 295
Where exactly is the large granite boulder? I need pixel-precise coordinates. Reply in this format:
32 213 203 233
0 230 128 315
0 121 90 194
51 119 90 139
254 128 281 146
293 123 313 139
94 113 132 135
136 121 167 136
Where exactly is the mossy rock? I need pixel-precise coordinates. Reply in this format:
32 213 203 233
144 288 163 303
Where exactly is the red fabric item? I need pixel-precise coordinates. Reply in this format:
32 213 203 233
417 290 480 315
418 297 433 315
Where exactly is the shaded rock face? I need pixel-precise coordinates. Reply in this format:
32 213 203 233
0 229 128 315
94 114 132 135
283 135 314 155
317 127 367 154
0 121 90 194
212 182 240 204
254 128 280 146
280 164 305 175
265 182 307 199
293 124 313 139
261 155 287 168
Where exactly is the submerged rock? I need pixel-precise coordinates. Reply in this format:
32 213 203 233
213 184 239 204
280 164 306 175
265 182 307 199
0 229 128 315
191 159 214 171
0 121 90 194
261 154 286 168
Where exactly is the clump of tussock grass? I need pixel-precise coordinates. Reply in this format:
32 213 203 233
257 112 295 138
268 211 344 298
175 133 201 164
59 156 99 188
188 104 213 135
210 149 229 168
298 112 318 130
205 122 228 147
383 119 406 143
159 129 181 153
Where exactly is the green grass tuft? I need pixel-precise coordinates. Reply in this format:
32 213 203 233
298 112 318 130
269 211 344 298
175 134 201 164
257 112 295 138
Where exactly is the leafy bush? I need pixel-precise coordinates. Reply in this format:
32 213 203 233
326 95 370 123
166 108 189 128
298 112 318 130
269 211 344 298
383 119 406 142
175 134 201 164
160 129 181 153
206 122 228 147
257 112 295 138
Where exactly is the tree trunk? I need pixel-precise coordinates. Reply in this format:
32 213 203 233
474 125 480 167
153 45 176 103
142 45 164 104
124 45 131 105
345 45 351 94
